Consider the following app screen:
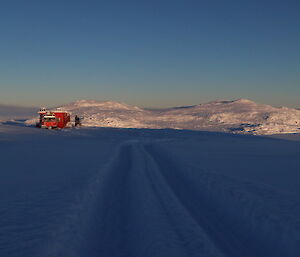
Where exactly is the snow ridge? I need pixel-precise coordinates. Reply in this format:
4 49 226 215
26 99 300 135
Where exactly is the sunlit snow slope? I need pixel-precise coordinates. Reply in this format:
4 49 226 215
26 99 300 135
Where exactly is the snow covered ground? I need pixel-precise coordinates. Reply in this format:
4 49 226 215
0 105 36 123
25 99 300 135
0 124 299 257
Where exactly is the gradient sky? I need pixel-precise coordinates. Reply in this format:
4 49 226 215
0 0 299 108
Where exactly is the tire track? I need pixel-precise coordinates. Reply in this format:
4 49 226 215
42 140 298 257
81 142 197 257
144 143 298 257
76 141 225 257
40 143 132 257
143 144 251 257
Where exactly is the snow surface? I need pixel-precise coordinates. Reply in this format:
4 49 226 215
0 124 299 257
25 99 300 135
0 105 36 124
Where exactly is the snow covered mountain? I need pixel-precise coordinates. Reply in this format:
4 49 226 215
26 99 300 135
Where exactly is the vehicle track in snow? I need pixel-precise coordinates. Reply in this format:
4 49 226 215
68 141 224 257
143 144 299 257
144 144 258 257
44 140 300 257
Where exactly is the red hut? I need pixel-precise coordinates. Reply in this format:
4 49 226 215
38 108 71 129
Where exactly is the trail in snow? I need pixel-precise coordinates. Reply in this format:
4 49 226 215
144 144 300 257
1 126 299 257
43 140 300 257
49 142 224 257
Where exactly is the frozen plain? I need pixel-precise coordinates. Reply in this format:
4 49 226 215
0 123 299 257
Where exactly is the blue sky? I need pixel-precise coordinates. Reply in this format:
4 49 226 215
0 0 299 108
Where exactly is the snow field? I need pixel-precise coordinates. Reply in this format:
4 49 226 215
0 126 299 257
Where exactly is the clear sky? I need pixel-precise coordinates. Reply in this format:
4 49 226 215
0 0 299 108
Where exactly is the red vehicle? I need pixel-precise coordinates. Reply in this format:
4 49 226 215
38 108 71 129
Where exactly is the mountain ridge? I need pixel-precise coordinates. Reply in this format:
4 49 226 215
25 98 300 135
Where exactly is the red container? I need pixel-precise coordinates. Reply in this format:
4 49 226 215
54 111 71 128
38 108 70 129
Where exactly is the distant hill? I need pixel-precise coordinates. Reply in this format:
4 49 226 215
26 99 300 135
0 104 36 121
